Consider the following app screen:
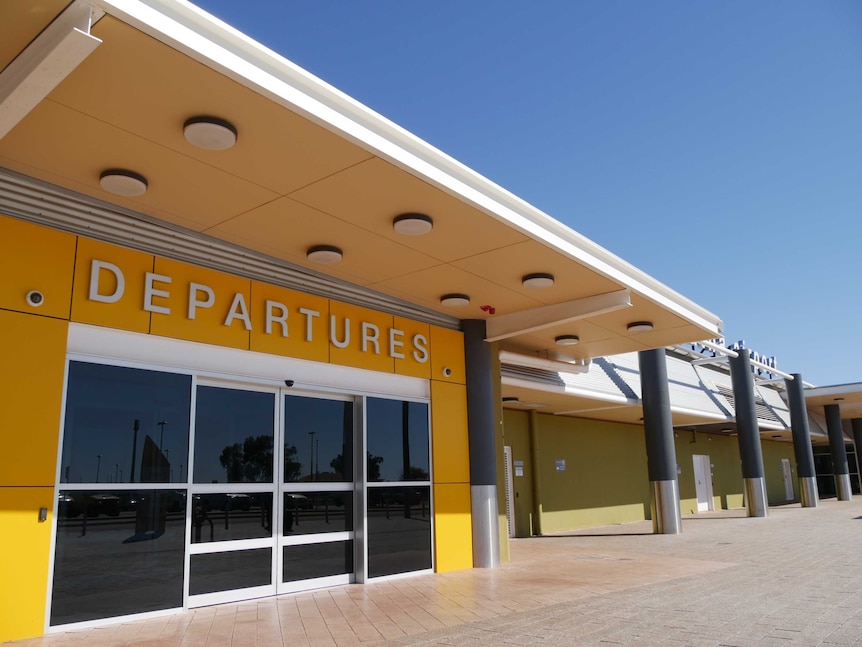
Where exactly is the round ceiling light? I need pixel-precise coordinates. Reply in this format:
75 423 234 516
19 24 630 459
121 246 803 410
183 116 238 150
555 334 580 346
502 397 520 404
306 245 343 264
627 321 654 333
99 169 148 197
522 273 555 289
440 293 470 307
393 213 433 235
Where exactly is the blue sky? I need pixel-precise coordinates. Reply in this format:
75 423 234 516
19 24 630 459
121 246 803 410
196 1 862 386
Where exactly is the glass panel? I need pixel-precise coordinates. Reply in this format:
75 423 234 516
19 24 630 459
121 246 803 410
282 541 353 583
282 491 352 535
367 486 432 578
366 399 429 482
51 489 186 625
61 362 191 484
194 387 275 484
283 396 353 482
191 492 273 543
189 548 272 595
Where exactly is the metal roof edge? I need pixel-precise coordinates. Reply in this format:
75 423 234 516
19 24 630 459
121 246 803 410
91 0 723 337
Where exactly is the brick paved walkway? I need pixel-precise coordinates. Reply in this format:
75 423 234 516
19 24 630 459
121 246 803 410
9 500 862 646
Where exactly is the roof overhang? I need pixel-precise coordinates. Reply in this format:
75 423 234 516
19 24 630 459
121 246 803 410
0 0 722 360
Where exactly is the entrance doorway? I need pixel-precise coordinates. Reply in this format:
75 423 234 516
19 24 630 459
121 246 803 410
692 454 714 512
781 458 794 501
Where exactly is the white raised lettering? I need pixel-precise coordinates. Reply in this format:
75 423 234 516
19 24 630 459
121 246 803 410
412 333 429 363
361 322 380 354
299 308 320 342
188 282 215 320
143 272 171 315
266 300 288 336
224 293 252 330
88 259 125 304
389 328 405 359
330 314 350 349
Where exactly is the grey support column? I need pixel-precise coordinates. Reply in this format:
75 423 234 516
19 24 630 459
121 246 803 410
785 374 818 507
638 348 681 534
824 404 852 501
462 319 501 568
853 419 862 483
729 350 768 517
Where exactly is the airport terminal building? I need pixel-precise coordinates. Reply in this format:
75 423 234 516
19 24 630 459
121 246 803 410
1 1 859 641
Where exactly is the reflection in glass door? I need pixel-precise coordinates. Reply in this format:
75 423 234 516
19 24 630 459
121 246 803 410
279 394 355 593
187 384 278 607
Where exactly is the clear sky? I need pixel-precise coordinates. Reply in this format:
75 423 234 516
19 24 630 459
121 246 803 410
195 1 862 386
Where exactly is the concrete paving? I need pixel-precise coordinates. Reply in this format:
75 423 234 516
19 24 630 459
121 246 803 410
8 499 862 646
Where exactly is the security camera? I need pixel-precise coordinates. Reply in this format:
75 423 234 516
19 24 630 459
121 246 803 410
25 290 44 307
284 380 295 387
442 367 452 377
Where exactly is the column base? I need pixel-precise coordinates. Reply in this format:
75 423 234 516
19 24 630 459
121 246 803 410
799 476 819 508
470 484 501 568
836 473 852 501
744 477 768 517
650 479 681 534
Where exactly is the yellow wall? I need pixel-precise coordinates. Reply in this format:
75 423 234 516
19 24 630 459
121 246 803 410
674 431 744 514
761 440 799 504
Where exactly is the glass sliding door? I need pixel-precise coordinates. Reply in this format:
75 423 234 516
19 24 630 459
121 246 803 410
187 384 277 606
364 398 433 578
279 394 355 593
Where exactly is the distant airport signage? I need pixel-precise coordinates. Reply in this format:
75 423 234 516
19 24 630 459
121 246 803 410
689 338 778 378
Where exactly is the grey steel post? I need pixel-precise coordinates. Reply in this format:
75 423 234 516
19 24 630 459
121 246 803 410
785 374 818 507
824 404 852 501
853 419 862 486
462 319 501 568
729 350 768 517
638 348 681 534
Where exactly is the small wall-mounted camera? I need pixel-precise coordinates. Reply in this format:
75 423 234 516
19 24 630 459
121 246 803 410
442 367 452 378
25 290 44 307
284 380 295 387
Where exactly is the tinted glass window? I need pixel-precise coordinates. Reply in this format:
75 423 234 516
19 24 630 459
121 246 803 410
193 387 275 484
366 399 429 482
189 549 272 595
283 491 352 535
282 541 353 583
61 362 191 484
367 486 432 578
51 489 186 625
191 491 273 543
283 396 353 482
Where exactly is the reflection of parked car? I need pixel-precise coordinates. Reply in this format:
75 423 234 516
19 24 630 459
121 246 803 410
194 493 252 512
86 494 120 517
57 493 82 518
286 493 312 509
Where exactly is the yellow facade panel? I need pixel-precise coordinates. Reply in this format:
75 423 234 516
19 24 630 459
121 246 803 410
328 300 395 373
0 487 54 642
249 281 330 362
433 483 473 572
0 310 68 486
0 214 76 319
430 381 471 484
70 238 154 333
429 325 465 384
149 258 251 349
393 316 431 379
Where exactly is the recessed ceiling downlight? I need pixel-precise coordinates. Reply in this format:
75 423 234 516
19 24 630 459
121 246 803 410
183 116 237 150
99 169 148 196
627 321 654 333
440 293 470 307
393 213 433 235
306 245 343 264
555 335 580 346
522 273 555 289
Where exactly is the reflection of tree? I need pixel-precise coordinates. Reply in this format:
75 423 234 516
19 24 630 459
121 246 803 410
219 435 273 482
401 466 429 481
330 452 383 481
284 444 301 482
